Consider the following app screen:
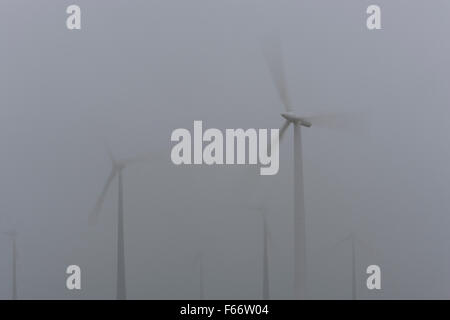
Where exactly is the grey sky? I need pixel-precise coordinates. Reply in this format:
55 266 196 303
2 0 450 299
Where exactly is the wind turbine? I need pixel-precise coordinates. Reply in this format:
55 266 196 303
90 146 151 300
4 230 18 300
262 36 363 298
262 38 312 300
333 232 370 300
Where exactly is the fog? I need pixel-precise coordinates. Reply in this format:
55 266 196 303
1 0 450 299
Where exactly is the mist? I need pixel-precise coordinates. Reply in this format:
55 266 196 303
1 0 450 299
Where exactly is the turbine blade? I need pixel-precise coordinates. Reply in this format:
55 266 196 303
267 120 290 158
303 111 369 133
123 153 152 166
104 142 116 166
332 234 352 250
279 120 290 142
262 36 292 112
354 235 377 255
90 168 117 223
315 234 352 262
4 230 17 236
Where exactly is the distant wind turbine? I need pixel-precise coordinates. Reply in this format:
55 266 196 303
90 145 151 300
4 230 18 300
239 204 271 300
332 232 367 300
261 210 270 300
262 36 362 299
194 252 205 300
351 233 357 300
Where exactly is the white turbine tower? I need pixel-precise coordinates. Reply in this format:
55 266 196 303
261 210 270 300
4 230 18 300
90 146 150 300
239 204 271 299
194 252 205 300
351 233 357 300
333 233 367 300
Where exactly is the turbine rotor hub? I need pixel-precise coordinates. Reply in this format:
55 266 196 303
281 113 312 127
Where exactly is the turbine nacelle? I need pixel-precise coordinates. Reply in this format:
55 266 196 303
113 162 126 172
90 147 152 223
281 113 312 128
3 230 17 239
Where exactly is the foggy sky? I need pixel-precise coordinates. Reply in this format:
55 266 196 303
2 0 450 299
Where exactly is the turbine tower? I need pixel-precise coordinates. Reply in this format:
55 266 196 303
263 38 311 300
238 204 272 299
262 211 270 300
90 146 150 300
331 233 359 299
4 230 18 300
195 252 205 300
351 233 357 300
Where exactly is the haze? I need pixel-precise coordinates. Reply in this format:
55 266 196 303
1 0 450 299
